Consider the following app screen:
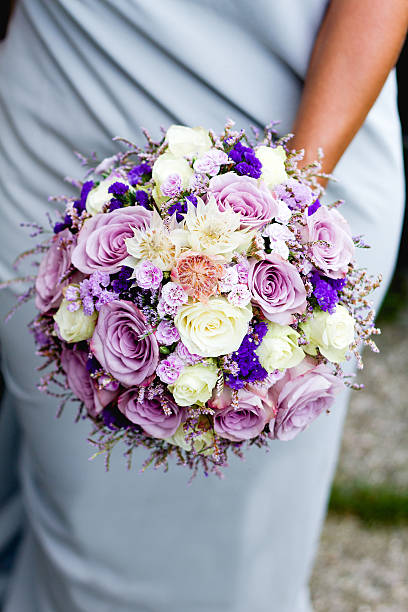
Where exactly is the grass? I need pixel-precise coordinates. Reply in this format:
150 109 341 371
329 481 408 526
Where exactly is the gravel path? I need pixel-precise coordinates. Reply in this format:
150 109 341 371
311 516 408 611
311 303 408 610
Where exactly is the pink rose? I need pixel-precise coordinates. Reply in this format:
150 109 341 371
301 205 354 279
209 387 274 442
248 254 307 324
35 229 76 312
71 206 151 274
268 357 344 441
208 172 280 230
60 347 118 417
118 390 185 439
90 301 159 387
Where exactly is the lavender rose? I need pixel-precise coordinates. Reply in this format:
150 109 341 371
118 390 185 438
301 205 354 279
248 254 307 324
268 357 344 441
35 229 76 312
90 300 159 387
208 172 280 230
210 387 274 442
71 206 151 274
60 347 118 417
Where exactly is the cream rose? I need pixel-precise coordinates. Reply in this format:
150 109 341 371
166 125 212 158
256 145 288 188
255 323 305 372
166 418 214 455
169 363 218 406
54 299 97 343
301 305 355 363
174 297 253 357
86 177 132 216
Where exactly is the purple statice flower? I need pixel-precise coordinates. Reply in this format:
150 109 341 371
53 221 67 234
111 266 134 294
86 354 101 374
102 406 133 430
274 179 314 210
168 194 198 222
228 141 262 179
310 271 347 314
135 190 150 209
307 199 321 216
108 181 129 196
54 180 94 233
108 198 123 212
128 163 152 185
226 322 268 389
168 202 185 222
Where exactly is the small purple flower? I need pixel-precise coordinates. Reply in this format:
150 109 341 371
175 341 202 365
156 320 180 345
307 199 321 216
128 163 152 185
135 190 150 209
160 282 188 310
310 271 346 314
227 284 251 307
228 141 262 179
156 354 184 384
108 198 123 212
134 260 163 290
160 173 183 198
108 182 129 196
274 179 314 210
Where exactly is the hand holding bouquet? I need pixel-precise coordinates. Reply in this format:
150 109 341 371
10 121 380 477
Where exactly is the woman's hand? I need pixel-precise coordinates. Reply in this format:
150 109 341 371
290 0 408 184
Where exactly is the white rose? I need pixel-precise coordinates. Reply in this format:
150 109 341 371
255 323 305 372
301 305 355 363
166 125 212 158
86 177 132 216
166 418 214 455
169 363 218 406
54 299 97 343
256 145 288 188
174 297 253 358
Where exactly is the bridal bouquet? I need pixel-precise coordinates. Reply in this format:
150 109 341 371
14 121 380 477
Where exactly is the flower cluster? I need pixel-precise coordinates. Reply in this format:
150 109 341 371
22 121 381 477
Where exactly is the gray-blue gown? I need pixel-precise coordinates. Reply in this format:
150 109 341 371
0 1 405 611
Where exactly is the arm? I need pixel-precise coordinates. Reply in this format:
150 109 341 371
290 0 408 182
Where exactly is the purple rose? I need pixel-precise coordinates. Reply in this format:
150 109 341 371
60 347 118 417
268 357 344 441
71 206 151 274
35 229 76 312
118 390 185 438
301 205 354 279
90 300 159 387
210 388 274 442
208 172 280 230
248 254 307 324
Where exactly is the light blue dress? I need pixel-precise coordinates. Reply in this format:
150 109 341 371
0 1 404 611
